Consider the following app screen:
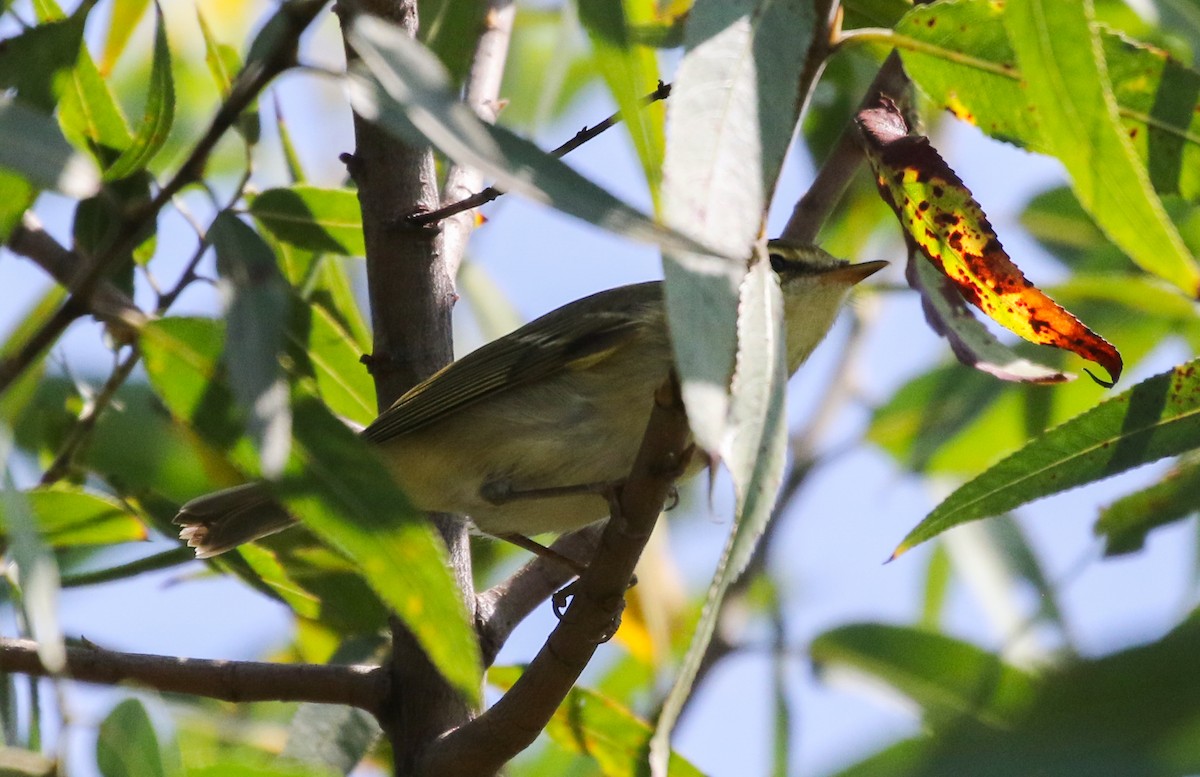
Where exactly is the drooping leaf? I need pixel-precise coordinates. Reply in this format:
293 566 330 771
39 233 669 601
104 1 175 181
894 357 1200 557
907 250 1071 383
209 213 293 478
345 15 723 259
249 187 366 256
651 2 817 771
857 99 1122 386
811 623 1037 729
490 666 705 777
96 699 167 777
52 5 133 164
1095 458 1200 556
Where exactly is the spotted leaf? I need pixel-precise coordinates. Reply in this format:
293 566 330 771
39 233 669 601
858 98 1123 387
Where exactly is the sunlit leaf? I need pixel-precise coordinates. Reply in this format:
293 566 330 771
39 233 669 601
1095 458 1200 556
858 99 1122 386
104 1 175 181
99 0 151 74
1 487 146 548
288 304 375 427
811 623 1037 728
249 187 366 256
895 357 1200 556
96 699 166 777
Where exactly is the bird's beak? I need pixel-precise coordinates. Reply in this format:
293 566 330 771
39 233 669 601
824 260 888 285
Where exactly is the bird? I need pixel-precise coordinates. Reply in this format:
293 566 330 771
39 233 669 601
175 242 885 558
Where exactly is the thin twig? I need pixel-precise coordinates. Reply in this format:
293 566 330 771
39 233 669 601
409 81 673 227
0 637 388 714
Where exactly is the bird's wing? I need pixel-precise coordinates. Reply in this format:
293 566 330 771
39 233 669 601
360 281 663 444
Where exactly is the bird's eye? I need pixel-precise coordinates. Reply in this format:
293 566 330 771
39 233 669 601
769 252 788 274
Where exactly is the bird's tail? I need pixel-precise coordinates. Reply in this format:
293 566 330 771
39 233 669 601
174 483 296 558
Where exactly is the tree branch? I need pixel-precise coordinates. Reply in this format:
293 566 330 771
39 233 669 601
0 637 388 714
419 376 691 777
475 525 604 667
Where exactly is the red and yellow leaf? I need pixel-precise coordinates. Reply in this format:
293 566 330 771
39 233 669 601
857 99 1123 387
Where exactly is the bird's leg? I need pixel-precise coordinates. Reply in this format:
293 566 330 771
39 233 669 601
495 532 588 576
479 477 623 506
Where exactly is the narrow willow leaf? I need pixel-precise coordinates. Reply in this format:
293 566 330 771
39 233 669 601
660 0 815 455
652 2 815 770
197 8 260 143
811 623 1037 729
895 357 1200 556
858 100 1122 385
210 213 293 478
346 15 722 259
249 187 366 256
579 0 666 207
289 303 376 427
0 13 86 111
96 699 166 777
99 0 151 74
1095 459 1200 556
3 487 147 547
490 666 705 777
104 1 175 181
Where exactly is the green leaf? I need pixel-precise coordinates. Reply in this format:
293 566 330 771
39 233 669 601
140 317 258 471
2 487 147 547
249 187 366 256
811 623 1037 729
1003 0 1200 295
288 303 375 427
96 699 167 777
842 0 912 29
490 666 705 777
197 6 260 143
416 0 488 84
100 0 151 74
104 1 175 181
0 286 65 422
579 0 666 207
895 357 1200 556
1095 458 1200 556
659 0 815 454
279 394 482 704
346 15 723 259
0 100 99 198
918 543 952 629
0 13 86 111
652 1 816 769
55 19 133 164
209 213 293 478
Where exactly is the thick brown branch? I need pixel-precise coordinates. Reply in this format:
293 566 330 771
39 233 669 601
419 377 691 777
0 638 388 714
